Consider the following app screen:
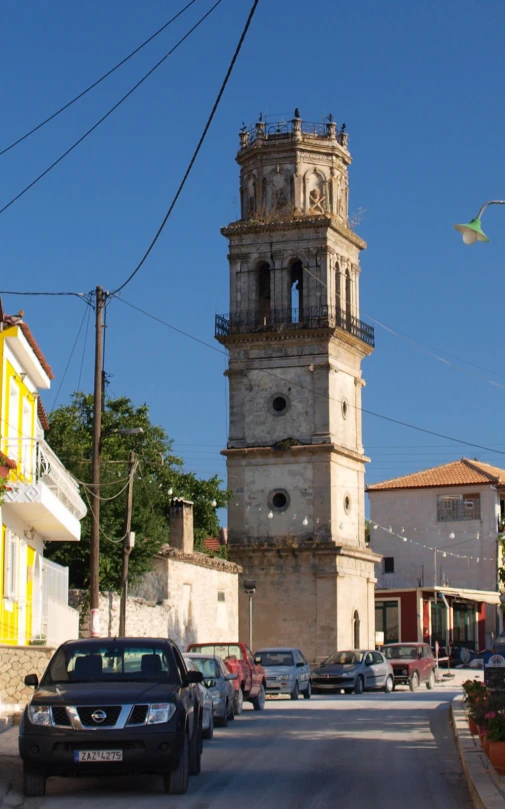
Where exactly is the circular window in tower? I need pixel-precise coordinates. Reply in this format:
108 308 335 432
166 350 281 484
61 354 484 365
344 494 351 515
268 489 290 512
269 394 289 416
341 398 349 419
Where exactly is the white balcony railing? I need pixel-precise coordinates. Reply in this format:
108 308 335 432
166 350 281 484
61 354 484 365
6 438 87 521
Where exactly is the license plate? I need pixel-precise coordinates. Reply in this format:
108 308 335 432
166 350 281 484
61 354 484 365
74 750 123 763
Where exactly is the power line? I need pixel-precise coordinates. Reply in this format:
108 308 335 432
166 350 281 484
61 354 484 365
49 300 91 412
108 296 505 460
0 0 225 218
77 304 91 391
112 295 225 354
0 0 199 157
0 290 91 299
111 0 261 295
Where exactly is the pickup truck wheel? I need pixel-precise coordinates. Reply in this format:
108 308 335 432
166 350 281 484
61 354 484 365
290 681 299 700
426 669 435 690
203 711 214 740
23 767 46 797
234 688 244 715
409 671 419 692
164 732 189 794
252 684 266 711
304 681 312 700
189 722 202 775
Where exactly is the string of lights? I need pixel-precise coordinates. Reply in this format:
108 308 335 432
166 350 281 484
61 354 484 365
370 521 501 563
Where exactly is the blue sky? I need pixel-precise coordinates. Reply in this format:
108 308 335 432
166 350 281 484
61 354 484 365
3 0 505 515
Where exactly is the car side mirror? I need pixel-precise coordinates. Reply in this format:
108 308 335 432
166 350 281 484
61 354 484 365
204 679 216 688
225 672 237 681
254 656 262 664
186 670 203 684
24 674 39 688
296 661 304 668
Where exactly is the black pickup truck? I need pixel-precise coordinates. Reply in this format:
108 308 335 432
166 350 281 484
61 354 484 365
19 637 203 796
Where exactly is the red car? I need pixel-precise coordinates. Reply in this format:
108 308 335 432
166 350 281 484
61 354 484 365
382 643 436 691
186 642 266 714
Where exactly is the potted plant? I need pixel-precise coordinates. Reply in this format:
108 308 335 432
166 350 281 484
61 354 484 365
486 713 505 774
463 680 487 736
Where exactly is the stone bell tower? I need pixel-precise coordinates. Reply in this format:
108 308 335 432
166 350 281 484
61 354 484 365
215 111 380 661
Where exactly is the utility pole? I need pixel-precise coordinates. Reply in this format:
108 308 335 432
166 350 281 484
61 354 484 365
119 450 136 637
89 286 104 637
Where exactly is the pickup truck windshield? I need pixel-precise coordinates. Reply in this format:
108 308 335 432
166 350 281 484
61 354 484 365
44 644 177 684
192 645 242 662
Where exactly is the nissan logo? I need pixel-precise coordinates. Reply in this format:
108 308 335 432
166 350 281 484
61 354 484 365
91 710 107 724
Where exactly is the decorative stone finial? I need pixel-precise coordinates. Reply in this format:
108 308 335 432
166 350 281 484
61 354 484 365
239 123 249 148
326 113 337 139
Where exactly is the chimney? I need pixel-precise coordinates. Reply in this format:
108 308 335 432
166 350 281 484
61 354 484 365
169 499 194 554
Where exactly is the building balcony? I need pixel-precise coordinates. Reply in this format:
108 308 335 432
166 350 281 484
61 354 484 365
215 306 375 348
2 438 86 542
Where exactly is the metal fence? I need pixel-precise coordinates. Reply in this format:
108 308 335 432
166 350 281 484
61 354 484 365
215 306 375 347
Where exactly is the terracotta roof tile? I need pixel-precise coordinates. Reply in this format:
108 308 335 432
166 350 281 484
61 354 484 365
18 322 54 380
366 458 505 492
37 399 50 432
203 538 221 552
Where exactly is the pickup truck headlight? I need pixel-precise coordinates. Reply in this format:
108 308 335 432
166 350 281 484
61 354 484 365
147 703 176 725
28 705 52 727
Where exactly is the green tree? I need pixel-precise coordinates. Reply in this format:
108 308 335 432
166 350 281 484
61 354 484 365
45 393 228 591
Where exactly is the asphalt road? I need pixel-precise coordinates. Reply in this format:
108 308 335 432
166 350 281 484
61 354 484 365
0 687 472 808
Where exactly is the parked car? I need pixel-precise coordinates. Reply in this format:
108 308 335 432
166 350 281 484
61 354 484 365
185 653 236 727
254 647 312 700
312 650 394 694
382 642 436 691
187 642 266 713
183 657 214 739
19 638 204 797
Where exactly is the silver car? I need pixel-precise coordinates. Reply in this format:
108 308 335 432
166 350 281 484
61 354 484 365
185 653 236 727
254 648 312 699
184 657 214 739
312 650 394 694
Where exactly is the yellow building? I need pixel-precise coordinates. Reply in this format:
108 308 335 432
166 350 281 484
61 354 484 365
0 307 86 646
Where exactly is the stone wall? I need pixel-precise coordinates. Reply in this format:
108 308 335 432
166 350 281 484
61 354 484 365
0 646 54 708
70 550 241 650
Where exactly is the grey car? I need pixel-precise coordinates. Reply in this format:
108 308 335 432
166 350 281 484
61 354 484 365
185 654 236 726
312 650 394 694
254 648 312 700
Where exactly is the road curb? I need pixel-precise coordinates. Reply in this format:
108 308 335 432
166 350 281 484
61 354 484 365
451 695 505 809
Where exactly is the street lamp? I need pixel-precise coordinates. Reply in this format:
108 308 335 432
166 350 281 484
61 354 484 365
454 200 505 245
89 426 143 637
244 580 256 650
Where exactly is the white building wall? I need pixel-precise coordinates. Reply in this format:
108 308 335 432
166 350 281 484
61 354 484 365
369 485 499 591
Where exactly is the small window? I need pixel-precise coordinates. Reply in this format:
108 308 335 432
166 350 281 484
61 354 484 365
269 490 290 512
341 399 348 419
384 557 394 574
217 592 225 603
269 394 289 416
344 495 351 514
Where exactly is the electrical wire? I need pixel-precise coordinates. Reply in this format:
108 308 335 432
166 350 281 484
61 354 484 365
49 298 91 412
0 0 199 157
111 0 261 295
77 304 91 391
110 296 505 460
82 487 127 544
0 290 91 299
0 0 225 218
